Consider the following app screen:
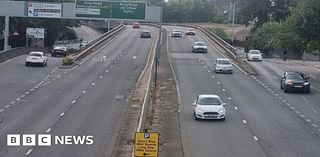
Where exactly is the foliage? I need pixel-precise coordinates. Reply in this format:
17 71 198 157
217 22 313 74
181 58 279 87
163 0 215 23
208 27 227 39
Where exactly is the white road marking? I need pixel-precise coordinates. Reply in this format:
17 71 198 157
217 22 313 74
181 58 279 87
82 90 86 94
16 98 20 101
286 103 291 106
25 149 33 156
99 75 103 78
25 92 30 95
5 105 10 108
305 119 312 123
222 89 226 92
44 75 50 80
300 114 305 118
91 82 95 86
72 100 76 104
267 88 272 91
106 70 109 73
60 113 65 117
0 109 4 112
302 96 319 114
21 95 25 98
253 136 258 141
234 106 238 110
30 89 34 92
295 111 301 114
217 82 220 85
290 106 295 110
278 96 283 99
242 120 247 124
273 94 279 96
312 124 318 128
111 65 113 68
11 101 16 104
228 97 232 100
282 100 287 103
261 83 265 86
46 128 51 133
311 86 320 93
263 85 268 88
204 66 207 68
133 56 137 60
212 75 215 78
207 70 210 73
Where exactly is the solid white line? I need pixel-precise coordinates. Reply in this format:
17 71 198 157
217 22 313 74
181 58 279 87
25 149 33 156
242 120 247 124
46 128 51 133
253 136 258 141
72 100 76 104
60 113 64 117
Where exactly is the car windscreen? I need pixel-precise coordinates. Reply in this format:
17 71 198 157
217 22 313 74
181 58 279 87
29 53 42 57
195 43 205 46
217 60 231 65
287 74 304 80
198 97 221 105
249 50 261 54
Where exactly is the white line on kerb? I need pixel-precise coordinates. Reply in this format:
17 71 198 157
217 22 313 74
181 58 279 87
242 120 247 124
253 136 258 141
60 113 65 117
46 128 51 133
72 100 76 104
25 149 33 156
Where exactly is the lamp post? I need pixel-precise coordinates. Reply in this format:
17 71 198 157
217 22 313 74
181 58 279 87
154 0 164 88
231 0 236 46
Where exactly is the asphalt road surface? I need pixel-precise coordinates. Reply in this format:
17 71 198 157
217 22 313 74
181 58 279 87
0 25 156 157
166 26 320 157
73 25 102 43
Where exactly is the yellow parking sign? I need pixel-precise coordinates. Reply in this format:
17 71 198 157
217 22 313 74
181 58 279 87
134 132 159 157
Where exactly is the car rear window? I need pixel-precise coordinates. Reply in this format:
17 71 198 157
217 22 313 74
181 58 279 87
249 50 261 54
198 97 221 105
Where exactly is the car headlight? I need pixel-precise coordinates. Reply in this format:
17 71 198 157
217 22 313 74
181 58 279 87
218 109 225 114
196 108 203 113
304 82 310 85
285 80 293 85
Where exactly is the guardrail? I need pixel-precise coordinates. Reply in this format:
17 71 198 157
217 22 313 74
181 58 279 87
75 24 125 61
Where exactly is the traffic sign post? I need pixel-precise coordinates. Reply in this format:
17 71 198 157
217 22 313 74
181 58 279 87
134 130 159 157
75 1 146 20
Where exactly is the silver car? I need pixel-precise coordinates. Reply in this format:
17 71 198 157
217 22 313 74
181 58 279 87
192 94 226 120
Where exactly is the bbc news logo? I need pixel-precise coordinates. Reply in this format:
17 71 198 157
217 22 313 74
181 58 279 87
7 134 94 146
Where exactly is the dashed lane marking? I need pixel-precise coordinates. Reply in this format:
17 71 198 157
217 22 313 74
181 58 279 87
0 109 4 112
91 82 95 86
312 124 318 128
253 136 258 141
46 128 51 133
234 106 238 110
106 70 109 73
60 113 65 117
11 101 15 104
305 119 312 123
242 120 247 124
5 105 10 108
72 100 76 104
82 90 86 94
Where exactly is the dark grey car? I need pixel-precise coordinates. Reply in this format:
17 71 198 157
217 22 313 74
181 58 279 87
280 72 311 93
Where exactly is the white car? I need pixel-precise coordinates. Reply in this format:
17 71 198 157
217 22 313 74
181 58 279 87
247 50 262 61
25 51 48 67
214 58 233 74
192 94 226 120
192 42 207 53
171 29 182 37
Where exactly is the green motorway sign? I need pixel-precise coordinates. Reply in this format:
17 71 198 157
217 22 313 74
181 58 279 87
75 1 146 20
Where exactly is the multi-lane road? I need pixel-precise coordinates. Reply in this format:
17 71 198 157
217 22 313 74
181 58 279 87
1 24 320 157
0 25 156 157
166 26 320 157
